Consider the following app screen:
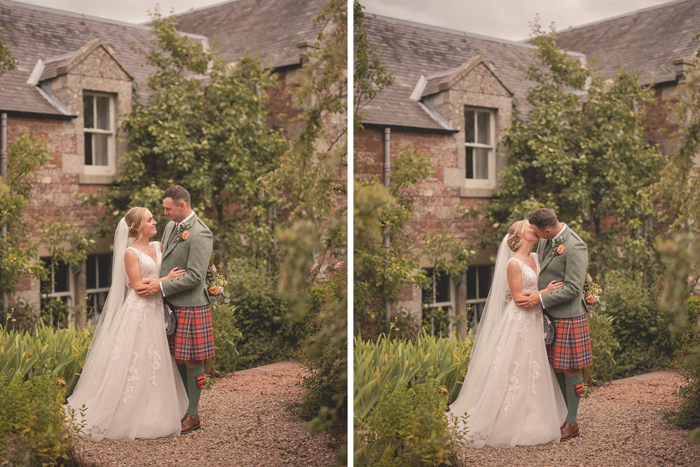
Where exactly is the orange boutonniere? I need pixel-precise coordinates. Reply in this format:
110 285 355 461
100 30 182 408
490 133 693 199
557 244 565 255
181 230 190 240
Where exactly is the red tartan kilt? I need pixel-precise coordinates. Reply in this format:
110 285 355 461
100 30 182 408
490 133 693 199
167 304 215 361
546 314 592 369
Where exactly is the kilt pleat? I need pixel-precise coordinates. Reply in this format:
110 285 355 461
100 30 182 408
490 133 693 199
167 304 215 360
546 314 592 369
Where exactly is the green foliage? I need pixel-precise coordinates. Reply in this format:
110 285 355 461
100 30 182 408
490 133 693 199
0 372 85 466
289 262 347 432
665 297 700 440
355 376 468 467
203 300 243 377
0 26 17 76
462 20 664 280
600 273 678 378
0 319 91 397
93 11 287 268
354 333 472 425
226 264 307 370
583 311 620 385
0 132 94 313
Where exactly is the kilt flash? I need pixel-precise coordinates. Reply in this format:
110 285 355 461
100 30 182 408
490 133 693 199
546 314 592 369
167 304 215 361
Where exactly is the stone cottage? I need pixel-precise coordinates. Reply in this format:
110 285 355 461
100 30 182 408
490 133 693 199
0 0 328 323
356 0 700 336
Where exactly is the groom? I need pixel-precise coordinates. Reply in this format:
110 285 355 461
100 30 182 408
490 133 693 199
516 208 592 441
136 185 215 434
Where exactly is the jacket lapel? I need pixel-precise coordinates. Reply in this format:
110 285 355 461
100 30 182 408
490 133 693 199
163 214 198 260
540 228 570 271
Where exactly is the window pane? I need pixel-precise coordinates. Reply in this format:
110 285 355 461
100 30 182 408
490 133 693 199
465 147 474 179
96 96 110 130
98 254 112 288
464 110 475 143
83 95 94 129
54 261 70 293
86 255 96 289
435 273 450 303
93 134 109 166
466 266 477 300
477 111 490 144
475 148 489 179
84 133 93 165
478 265 492 299
40 257 52 293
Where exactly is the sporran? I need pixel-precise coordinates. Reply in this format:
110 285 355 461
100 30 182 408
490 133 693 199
164 302 176 335
543 312 555 345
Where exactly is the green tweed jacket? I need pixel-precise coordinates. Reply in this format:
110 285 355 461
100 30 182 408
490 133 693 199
160 213 214 308
537 227 589 319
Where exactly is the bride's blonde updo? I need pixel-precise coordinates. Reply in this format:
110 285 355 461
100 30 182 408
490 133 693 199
507 220 529 252
124 207 148 239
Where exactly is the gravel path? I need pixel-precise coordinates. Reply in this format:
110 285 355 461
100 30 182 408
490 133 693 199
453 371 700 466
73 362 342 466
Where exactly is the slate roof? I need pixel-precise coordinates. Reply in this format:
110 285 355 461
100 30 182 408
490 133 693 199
0 0 207 118
360 14 584 132
174 0 328 69
555 0 700 86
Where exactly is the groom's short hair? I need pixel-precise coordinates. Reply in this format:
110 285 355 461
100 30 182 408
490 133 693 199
162 185 191 206
529 208 558 229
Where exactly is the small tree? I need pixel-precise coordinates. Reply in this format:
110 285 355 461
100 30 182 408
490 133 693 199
462 21 664 282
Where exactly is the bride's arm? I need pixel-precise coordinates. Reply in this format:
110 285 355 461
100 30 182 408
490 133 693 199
125 250 144 289
506 261 526 301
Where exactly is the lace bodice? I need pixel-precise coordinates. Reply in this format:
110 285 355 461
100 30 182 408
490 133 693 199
126 243 162 286
507 253 540 295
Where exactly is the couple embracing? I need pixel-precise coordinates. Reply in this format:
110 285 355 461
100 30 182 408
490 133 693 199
450 208 592 447
67 185 215 439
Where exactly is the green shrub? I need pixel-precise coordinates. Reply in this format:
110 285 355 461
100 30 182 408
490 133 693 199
227 264 311 369
601 272 678 378
204 300 243 377
583 311 620 385
0 322 91 397
0 372 85 465
355 377 468 466
354 333 471 425
665 296 700 441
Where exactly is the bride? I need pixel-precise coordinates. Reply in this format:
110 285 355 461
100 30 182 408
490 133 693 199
67 207 189 440
449 220 567 447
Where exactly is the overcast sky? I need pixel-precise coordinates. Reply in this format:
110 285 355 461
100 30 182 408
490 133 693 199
14 0 676 40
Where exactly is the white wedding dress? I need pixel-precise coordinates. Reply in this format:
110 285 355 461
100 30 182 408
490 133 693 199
449 252 567 447
67 242 188 440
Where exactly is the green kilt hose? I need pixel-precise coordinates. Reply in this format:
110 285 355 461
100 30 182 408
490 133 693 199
546 314 592 369
168 304 215 360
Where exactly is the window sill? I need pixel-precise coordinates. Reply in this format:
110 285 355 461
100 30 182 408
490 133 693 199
460 186 494 198
79 173 115 185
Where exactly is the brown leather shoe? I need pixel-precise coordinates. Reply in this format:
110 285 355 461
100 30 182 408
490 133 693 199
560 421 579 440
181 414 201 434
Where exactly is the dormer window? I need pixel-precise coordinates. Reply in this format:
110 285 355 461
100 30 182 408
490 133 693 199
83 92 115 173
464 107 496 187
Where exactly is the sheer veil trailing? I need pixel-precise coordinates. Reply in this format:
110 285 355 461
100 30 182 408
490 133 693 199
451 234 512 405
70 218 133 399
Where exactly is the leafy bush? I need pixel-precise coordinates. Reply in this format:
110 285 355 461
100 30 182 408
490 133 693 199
289 263 347 432
354 333 471 424
665 296 700 441
227 264 311 369
583 311 620 385
0 372 85 465
0 322 91 397
601 273 678 378
204 300 243 377
355 376 468 466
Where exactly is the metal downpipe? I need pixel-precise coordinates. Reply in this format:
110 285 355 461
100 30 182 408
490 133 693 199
383 127 391 330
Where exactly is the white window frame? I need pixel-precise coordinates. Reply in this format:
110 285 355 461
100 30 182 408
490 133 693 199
83 91 116 175
422 268 456 337
40 257 74 326
85 254 112 322
464 107 496 188
466 264 493 329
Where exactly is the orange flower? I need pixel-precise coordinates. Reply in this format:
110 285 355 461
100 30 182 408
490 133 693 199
181 230 190 240
209 286 218 294
585 295 596 304
557 244 565 255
